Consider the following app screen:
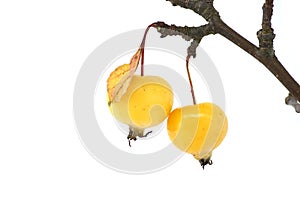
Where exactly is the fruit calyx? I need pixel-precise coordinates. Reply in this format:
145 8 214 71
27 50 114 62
193 152 213 169
127 126 152 147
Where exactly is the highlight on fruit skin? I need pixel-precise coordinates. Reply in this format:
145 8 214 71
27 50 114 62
167 103 228 169
108 75 174 144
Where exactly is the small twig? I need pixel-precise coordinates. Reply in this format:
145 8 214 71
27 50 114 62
188 38 200 58
262 0 274 30
257 0 275 57
156 22 215 42
166 0 218 22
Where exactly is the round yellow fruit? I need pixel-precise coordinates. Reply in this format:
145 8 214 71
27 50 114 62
109 75 173 131
167 103 228 165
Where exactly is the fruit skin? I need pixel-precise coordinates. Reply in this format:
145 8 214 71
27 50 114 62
109 75 173 135
167 103 228 164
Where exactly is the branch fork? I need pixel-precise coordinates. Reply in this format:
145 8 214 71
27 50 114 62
149 0 300 111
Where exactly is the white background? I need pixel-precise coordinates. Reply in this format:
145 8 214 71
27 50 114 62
1 0 300 199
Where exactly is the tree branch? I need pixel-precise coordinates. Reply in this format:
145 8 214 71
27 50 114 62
159 0 300 110
257 0 275 57
156 22 215 57
166 0 218 22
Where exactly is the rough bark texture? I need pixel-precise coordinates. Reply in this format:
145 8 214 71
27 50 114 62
153 0 299 111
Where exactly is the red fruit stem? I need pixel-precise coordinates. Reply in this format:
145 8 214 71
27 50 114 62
140 23 158 76
186 55 197 105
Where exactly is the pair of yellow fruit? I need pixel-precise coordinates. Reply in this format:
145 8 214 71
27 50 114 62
108 67 228 168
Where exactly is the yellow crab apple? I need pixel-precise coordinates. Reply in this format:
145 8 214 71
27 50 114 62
109 75 173 143
167 103 228 168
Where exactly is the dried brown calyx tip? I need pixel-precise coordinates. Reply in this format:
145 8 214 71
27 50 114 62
194 152 213 169
127 126 152 147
